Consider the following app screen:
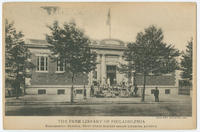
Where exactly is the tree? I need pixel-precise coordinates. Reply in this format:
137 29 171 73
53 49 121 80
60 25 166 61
180 39 193 81
46 21 97 103
122 25 180 101
5 19 34 98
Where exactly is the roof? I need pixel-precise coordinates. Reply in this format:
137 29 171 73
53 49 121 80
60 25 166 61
91 39 126 50
25 38 126 50
25 39 49 45
25 39 49 48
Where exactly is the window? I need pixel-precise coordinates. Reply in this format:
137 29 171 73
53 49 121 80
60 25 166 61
57 59 65 72
76 89 83 94
151 89 155 94
37 56 48 72
38 89 46 95
165 89 170 94
57 89 65 95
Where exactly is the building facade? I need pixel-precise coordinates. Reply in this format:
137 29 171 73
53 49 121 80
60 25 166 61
24 39 180 102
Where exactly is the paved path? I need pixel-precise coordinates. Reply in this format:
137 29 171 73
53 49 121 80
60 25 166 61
5 94 191 105
82 95 191 104
5 95 192 116
5 103 192 116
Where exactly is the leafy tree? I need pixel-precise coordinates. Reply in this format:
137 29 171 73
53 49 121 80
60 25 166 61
122 25 180 101
5 19 34 98
46 21 97 103
180 39 193 81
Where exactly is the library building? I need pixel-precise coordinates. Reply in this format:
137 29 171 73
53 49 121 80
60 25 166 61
23 38 181 102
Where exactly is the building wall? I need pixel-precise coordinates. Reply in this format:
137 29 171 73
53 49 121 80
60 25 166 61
26 85 91 102
133 73 177 96
30 53 88 86
135 73 176 86
25 39 179 99
25 48 89 101
138 86 178 96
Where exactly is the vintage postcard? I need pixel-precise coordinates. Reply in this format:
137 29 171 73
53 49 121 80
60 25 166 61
2 2 196 130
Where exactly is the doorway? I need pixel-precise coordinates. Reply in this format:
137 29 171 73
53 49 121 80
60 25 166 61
106 65 116 86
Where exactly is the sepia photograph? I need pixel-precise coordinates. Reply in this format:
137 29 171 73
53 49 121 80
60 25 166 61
2 2 196 129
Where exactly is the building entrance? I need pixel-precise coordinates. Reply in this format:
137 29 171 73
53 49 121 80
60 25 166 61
106 65 116 85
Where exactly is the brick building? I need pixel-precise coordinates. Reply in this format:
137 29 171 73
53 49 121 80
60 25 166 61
24 38 180 102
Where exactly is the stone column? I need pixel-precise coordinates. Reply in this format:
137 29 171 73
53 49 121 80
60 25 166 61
101 54 106 85
97 54 101 82
117 55 123 84
88 71 93 85
175 70 181 87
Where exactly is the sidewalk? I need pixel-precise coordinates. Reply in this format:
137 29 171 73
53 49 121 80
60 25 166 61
5 94 191 105
79 94 191 104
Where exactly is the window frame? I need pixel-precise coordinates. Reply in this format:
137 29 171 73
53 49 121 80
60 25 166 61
76 89 83 94
56 58 65 73
38 89 46 95
57 89 65 95
151 89 155 94
165 89 170 94
36 55 48 73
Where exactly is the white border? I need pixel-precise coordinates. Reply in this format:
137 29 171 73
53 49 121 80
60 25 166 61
0 0 199 132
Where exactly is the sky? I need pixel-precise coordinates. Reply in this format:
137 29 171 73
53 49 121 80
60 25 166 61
4 2 196 51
